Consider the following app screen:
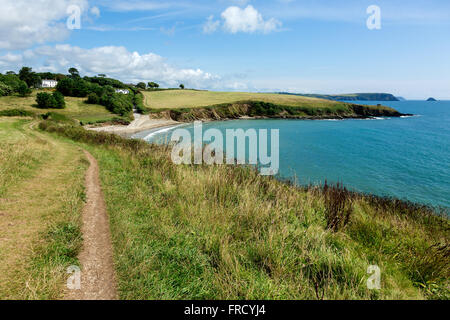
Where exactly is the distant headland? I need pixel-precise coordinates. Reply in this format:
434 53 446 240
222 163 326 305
277 92 400 102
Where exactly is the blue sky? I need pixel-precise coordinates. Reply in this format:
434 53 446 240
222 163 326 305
1 0 449 99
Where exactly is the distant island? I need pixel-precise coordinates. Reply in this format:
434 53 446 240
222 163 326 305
427 97 437 101
277 92 400 102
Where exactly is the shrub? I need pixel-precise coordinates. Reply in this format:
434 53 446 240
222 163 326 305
100 93 134 116
322 181 353 232
17 82 32 97
36 92 65 109
56 77 90 97
136 82 146 90
0 74 25 92
53 91 65 108
87 93 100 104
0 109 35 117
0 81 13 96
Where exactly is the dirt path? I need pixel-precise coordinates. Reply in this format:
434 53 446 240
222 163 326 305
65 151 117 300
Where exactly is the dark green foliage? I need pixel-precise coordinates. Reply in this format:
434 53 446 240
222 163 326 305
134 92 147 114
86 93 100 104
179 84 185 89
0 81 13 96
148 82 159 89
17 82 32 97
19 67 41 88
36 72 66 81
53 91 65 108
36 92 65 109
84 76 126 89
0 109 35 117
100 93 134 116
136 82 147 90
56 78 91 97
0 74 26 92
68 67 80 78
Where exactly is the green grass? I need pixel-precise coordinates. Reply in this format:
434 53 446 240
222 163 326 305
142 90 400 121
0 90 117 123
40 121 450 300
0 118 86 299
143 90 346 110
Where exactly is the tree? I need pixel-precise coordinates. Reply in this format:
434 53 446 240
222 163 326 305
0 82 13 97
19 67 40 87
6 71 16 75
17 81 32 97
98 74 106 78
68 67 80 78
19 67 33 82
179 84 185 89
136 82 147 90
87 93 100 104
36 92 65 109
53 91 66 108
148 82 159 89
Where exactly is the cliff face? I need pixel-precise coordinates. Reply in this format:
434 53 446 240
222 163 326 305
149 101 408 122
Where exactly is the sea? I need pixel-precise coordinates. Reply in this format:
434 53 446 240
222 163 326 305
132 100 450 209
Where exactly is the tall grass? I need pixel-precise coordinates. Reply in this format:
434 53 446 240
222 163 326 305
39 121 450 300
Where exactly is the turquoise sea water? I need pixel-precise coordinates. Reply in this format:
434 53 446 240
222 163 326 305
134 101 450 208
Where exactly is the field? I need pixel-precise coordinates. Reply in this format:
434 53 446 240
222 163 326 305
1 93 448 300
38 120 449 300
0 118 86 299
143 90 345 110
0 90 116 123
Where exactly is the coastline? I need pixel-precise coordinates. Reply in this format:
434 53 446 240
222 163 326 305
86 112 413 137
85 113 179 138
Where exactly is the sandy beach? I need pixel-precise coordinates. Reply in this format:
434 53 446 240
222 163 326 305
86 113 179 137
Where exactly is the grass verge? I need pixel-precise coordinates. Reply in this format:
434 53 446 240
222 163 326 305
0 118 87 299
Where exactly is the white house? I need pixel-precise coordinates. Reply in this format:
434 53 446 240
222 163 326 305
115 89 130 94
41 79 58 88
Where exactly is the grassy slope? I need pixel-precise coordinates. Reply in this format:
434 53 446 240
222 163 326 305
0 91 116 123
142 90 401 121
40 121 450 300
143 90 348 110
0 118 87 299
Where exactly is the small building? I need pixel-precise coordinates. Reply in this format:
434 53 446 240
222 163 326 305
41 79 58 88
115 89 130 94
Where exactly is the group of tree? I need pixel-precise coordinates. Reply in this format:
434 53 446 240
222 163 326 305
54 68 133 116
36 92 65 109
0 68 35 97
18 67 42 88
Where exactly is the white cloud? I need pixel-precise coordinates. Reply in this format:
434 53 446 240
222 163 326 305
0 45 221 88
203 15 221 34
101 1 174 12
221 5 281 34
90 6 101 17
0 0 89 50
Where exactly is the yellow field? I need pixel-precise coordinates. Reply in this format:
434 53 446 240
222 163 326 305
143 90 342 109
0 90 115 123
